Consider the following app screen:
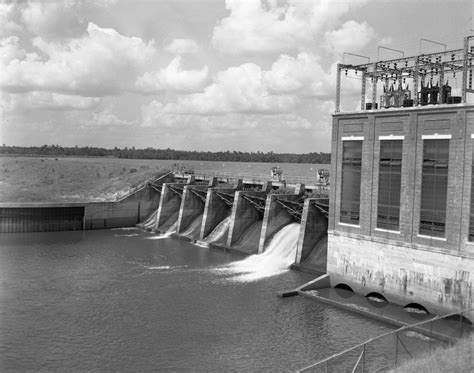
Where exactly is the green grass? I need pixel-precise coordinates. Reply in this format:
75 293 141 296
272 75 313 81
389 334 473 373
0 156 168 202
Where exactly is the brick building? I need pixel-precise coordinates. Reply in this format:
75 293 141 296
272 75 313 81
329 36 474 320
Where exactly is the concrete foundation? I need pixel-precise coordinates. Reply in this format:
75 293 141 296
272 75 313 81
294 198 329 273
226 190 269 254
328 232 474 321
258 192 302 254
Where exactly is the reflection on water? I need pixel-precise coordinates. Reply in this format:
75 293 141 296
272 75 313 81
0 229 399 371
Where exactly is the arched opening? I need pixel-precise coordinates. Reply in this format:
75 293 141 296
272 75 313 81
444 314 473 336
365 292 389 308
404 303 430 315
444 314 473 325
334 283 354 298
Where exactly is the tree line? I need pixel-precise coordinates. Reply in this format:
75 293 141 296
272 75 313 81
0 145 330 164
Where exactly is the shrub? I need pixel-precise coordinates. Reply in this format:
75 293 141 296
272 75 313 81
129 168 137 173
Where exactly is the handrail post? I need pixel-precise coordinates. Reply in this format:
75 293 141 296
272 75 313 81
395 331 399 366
362 343 366 372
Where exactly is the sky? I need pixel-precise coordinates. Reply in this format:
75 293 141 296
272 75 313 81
0 0 473 153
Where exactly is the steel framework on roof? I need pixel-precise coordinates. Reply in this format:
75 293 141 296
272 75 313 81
335 35 474 112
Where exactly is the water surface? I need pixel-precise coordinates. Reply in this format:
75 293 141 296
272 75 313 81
0 229 395 371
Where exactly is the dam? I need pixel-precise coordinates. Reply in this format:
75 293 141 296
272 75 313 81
1 35 474 372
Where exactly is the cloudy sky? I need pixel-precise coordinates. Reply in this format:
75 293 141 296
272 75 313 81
0 1 472 153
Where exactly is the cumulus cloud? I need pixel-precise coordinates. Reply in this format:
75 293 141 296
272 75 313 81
324 20 377 54
2 91 100 113
20 0 116 38
0 22 156 96
263 52 336 98
135 56 208 93
0 3 22 37
157 63 298 115
212 0 366 55
140 52 342 117
164 39 200 54
84 109 136 127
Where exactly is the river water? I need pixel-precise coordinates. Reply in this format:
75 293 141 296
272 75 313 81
0 229 396 371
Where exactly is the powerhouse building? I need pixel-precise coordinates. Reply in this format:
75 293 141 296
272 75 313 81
328 36 474 318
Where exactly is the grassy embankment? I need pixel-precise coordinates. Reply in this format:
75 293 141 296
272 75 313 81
0 156 167 203
390 334 473 373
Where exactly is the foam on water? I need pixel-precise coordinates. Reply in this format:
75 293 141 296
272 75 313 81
217 223 300 282
139 210 158 229
204 216 231 243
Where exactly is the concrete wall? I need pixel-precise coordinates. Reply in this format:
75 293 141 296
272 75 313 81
156 183 185 231
258 193 302 253
328 232 473 321
200 188 235 240
85 185 160 229
295 198 328 270
227 190 267 247
0 204 84 233
329 105 474 319
0 182 162 232
176 185 207 234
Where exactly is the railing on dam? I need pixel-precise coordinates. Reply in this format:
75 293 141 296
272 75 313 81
297 308 473 373
174 170 330 191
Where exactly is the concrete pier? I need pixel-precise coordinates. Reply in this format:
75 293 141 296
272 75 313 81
293 198 329 274
258 185 305 254
176 178 218 238
155 182 188 232
200 180 242 240
226 184 271 254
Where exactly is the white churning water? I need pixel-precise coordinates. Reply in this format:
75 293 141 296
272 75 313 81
139 210 158 229
205 216 231 243
217 222 301 282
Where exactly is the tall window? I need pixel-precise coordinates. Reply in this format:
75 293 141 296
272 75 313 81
419 139 449 237
340 140 363 225
377 140 402 230
469 147 474 241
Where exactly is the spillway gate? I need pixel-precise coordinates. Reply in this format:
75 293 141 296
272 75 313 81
189 188 208 204
214 191 235 208
241 194 267 216
310 200 329 218
275 198 304 223
168 185 184 198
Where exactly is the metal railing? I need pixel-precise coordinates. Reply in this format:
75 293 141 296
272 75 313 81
297 308 473 373
175 170 330 188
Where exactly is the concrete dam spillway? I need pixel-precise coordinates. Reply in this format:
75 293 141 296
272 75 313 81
137 176 328 279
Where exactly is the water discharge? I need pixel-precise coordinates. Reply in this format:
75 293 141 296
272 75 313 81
218 222 300 282
205 216 231 243
181 214 203 238
138 209 158 229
